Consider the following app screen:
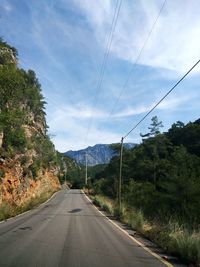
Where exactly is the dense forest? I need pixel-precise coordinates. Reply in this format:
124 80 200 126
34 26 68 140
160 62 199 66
88 116 200 264
92 116 200 226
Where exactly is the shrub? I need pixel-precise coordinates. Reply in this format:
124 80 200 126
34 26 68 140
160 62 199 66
29 159 41 179
0 168 5 179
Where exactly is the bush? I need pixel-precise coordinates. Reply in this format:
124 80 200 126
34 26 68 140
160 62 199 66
0 203 13 220
20 155 29 166
0 168 5 179
3 127 26 153
168 225 200 265
29 159 41 179
92 195 115 216
0 189 58 221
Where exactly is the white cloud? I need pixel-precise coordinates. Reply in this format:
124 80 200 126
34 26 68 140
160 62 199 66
2 0 12 14
48 92 192 124
47 92 193 151
47 107 122 151
53 129 122 152
113 106 149 118
158 95 190 110
74 0 200 73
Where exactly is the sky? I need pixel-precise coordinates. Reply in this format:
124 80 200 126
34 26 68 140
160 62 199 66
0 0 200 152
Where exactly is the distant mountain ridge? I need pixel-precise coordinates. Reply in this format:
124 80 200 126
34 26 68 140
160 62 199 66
64 143 136 166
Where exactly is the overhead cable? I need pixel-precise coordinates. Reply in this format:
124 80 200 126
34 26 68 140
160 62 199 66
123 59 200 139
107 0 167 119
84 0 123 146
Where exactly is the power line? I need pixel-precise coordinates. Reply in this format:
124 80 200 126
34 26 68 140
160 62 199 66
106 0 167 120
123 59 200 139
117 59 200 210
84 0 123 146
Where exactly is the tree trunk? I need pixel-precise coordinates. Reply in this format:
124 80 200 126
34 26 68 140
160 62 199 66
0 131 3 148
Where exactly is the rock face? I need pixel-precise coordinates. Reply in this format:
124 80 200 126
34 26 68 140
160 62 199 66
65 143 136 166
0 158 60 205
0 46 17 65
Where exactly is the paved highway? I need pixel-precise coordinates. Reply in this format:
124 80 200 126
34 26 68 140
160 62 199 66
0 189 175 267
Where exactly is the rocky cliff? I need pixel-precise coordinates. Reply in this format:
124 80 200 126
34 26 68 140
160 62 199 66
0 39 61 213
0 157 60 206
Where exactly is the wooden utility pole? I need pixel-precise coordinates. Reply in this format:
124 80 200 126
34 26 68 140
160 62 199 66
118 137 124 210
85 152 88 185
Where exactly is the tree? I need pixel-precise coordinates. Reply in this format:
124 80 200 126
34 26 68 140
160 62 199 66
140 116 163 138
140 116 164 187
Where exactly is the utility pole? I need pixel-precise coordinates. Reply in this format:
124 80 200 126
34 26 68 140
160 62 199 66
64 166 67 185
85 152 88 185
62 157 67 187
118 137 124 211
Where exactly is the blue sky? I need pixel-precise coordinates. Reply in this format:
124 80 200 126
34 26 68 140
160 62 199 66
0 0 200 151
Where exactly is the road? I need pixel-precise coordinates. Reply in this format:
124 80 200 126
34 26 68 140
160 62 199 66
0 189 173 267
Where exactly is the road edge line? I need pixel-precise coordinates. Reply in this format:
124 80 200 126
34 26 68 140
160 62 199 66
82 191 174 267
0 189 61 224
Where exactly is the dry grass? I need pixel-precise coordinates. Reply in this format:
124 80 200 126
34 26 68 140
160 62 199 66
0 189 58 221
90 194 200 266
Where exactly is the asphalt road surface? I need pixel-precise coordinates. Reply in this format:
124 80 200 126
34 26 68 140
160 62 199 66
0 189 174 267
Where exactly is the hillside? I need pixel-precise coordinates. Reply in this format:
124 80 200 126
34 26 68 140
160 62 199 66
0 39 61 217
65 143 136 166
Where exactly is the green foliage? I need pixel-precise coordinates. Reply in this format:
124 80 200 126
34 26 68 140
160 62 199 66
93 119 200 227
140 116 163 138
91 117 200 264
0 39 61 177
0 168 5 179
89 119 200 266
92 195 115 216
167 121 200 157
0 203 12 220
87 164 107 181
168 227 200 265
3 127 26 153
0 189 57 221
56 154 85 188
29 159 41 179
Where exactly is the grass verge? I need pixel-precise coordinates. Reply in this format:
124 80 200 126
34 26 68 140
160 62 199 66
90 194 200 266
0 189 58 221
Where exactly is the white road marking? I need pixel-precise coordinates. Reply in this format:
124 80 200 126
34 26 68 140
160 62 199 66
0 190 61 224
83 191 174 267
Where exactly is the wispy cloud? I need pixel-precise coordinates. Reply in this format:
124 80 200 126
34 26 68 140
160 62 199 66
47 92 194 123
74 0 200 73
47 107 122 151
1 0 199 151
46 91 194 151
1 0 12 14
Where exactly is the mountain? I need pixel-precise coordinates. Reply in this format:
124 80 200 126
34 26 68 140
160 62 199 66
64 143 136 166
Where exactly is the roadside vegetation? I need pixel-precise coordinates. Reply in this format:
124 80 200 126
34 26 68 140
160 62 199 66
87 116 200 266
89 194 200 266
0 189 57 221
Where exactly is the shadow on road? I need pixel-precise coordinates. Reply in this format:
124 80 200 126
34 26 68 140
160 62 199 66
68 209 82 213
